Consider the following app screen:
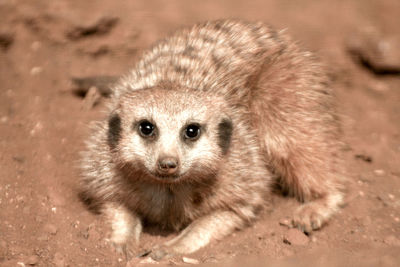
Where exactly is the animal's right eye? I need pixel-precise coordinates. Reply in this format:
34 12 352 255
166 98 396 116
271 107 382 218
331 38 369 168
138 120 155 137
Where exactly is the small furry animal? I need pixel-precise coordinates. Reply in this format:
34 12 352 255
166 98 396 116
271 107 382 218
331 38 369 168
80 19 345 259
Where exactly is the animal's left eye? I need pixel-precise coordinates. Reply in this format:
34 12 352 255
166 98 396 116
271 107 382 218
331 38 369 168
184 124 201 140
138 120 155 137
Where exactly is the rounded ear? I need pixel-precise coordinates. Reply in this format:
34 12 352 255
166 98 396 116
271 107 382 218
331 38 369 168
107 113 122 150
217 118 233 155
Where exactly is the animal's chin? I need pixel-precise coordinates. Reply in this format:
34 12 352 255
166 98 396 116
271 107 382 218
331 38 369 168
147 171 185 184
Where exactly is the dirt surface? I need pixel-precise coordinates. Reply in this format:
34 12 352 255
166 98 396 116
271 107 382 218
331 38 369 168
1 0 400 266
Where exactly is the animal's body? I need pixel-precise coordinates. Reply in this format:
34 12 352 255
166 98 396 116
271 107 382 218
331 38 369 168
80 19 345 258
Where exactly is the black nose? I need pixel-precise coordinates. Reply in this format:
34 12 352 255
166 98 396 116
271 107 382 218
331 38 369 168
157 157 179 175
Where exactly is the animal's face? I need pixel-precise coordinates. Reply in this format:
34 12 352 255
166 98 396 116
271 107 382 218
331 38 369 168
107 87 233 183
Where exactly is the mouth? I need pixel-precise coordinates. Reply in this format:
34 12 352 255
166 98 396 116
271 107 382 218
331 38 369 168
148 171 184 183
119 161 186 184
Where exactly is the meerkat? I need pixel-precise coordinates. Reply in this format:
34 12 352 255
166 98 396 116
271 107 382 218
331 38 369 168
80 19 345 259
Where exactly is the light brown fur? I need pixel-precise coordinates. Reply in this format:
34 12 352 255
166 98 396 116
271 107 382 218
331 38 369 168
80 19 345 259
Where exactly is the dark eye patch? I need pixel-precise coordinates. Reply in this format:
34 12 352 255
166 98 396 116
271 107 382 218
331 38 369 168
107 114 121 149
217 119 233 154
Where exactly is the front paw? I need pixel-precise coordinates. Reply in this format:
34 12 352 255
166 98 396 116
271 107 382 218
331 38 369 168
110 241 128 258
140 245 173 261
109 240 137 261
292 202 327 233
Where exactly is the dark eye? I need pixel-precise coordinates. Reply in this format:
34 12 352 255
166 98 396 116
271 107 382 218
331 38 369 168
138 120 155 137
184 124 201 140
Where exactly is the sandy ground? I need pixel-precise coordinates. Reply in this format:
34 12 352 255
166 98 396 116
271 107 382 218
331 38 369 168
1 0 400 266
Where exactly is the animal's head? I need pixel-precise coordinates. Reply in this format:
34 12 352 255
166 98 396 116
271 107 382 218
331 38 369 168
107 84 233 184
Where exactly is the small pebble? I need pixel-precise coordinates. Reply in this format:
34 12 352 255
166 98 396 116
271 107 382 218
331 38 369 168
182 257 200 264
374 169 385 176
369 80 389 92
31 41 41 51
283 228 309 246
0 116 8 123
30 122 43 136
279 217 292 228
26 255 39 265
37 234 48 241
30 67 43 76
44 223 58 235
140 257 158 264
346 28 400 73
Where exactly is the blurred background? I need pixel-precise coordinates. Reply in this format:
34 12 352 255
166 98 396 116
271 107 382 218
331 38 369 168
0 0 399 266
